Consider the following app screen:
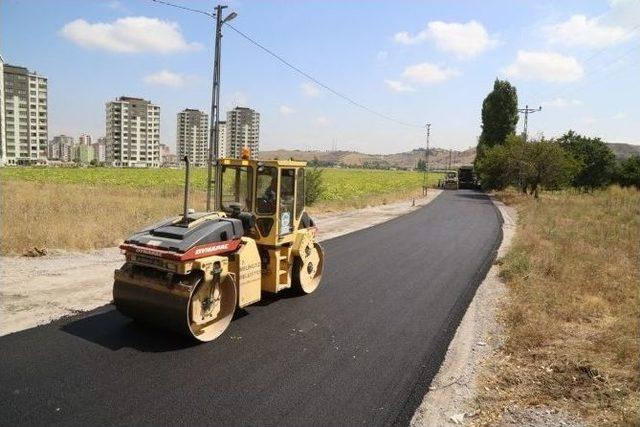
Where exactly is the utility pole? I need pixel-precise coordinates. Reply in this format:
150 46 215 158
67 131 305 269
517 104 542 143
206 5 237 211
424 123 431 195
516 104 541 193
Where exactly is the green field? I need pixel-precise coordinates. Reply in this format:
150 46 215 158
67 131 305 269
0 167 443 202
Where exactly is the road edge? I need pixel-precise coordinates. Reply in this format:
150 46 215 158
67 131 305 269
409 196 518 426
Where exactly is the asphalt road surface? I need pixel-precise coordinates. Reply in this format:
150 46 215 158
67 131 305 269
0 190 502 427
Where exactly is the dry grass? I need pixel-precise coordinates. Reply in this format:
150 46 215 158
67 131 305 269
0 180 428 255
475 186 640 426
0 181 207 255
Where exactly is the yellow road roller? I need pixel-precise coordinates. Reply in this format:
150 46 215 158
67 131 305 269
113 156 324 342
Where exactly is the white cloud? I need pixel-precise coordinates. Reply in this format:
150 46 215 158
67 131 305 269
106 1 130 14
544 15 632 48
60 17 201 53
542 98 583 108
394 20 497 59
279 105 294 116
315 116 329 126
612 112 627 119
385 79 415 92
503 51 583 82
401 63 459 84
143 70 186 87
376 51 389 61
301 82 320 97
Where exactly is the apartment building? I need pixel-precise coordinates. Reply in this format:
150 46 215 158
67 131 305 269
0 56 5 165
217 120 228 158
78 133 92 146
2 63 48 165
92 137 106 163
226 107 260 159
48 134 74 162
105 96 160 167
176 109 208 166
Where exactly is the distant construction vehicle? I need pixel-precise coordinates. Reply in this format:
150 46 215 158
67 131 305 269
113 155 324 342
457 166 480 189
443 171 459 190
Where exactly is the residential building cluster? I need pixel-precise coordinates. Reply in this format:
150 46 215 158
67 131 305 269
0 58 261 167
47 134 106 164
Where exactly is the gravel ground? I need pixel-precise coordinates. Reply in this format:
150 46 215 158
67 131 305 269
0 190 441 336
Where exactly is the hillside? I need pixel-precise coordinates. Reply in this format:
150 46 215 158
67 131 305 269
258 147 476 170
607 142 640 160
259 142 639 170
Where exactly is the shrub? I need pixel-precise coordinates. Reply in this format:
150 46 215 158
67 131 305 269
304 166 325 205
615 155 640 189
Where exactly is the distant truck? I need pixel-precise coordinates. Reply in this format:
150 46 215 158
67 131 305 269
443 171 459 190
458 166 480 189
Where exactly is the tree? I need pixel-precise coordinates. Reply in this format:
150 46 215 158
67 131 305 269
615 155 640 189
416 159 426 171
475 135 521 191
522 139 577 198
475 134 576 196
304 166 325 205
557 130 616 190
477 79 519 158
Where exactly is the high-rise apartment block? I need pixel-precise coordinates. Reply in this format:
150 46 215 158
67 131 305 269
0 56 5 165
105 96 160 167
1 62 48 165
176 109 208 166
226 107 260 159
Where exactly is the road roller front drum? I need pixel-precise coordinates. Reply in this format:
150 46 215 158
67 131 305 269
114 265 237 342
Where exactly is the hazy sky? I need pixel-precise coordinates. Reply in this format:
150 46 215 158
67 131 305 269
2 0 639 153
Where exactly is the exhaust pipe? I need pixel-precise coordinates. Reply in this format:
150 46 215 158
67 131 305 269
182 155 190 224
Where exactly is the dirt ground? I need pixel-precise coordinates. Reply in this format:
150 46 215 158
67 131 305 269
0 190 441 336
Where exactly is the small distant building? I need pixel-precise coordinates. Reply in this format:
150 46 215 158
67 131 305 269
226 107 260 159
78 133 92 146
92 137 106 163
48 134 74 162
218 120 228 158
162 153 179 167
74 143 94 164
105 96 160 167
177 109 208 166
160 144 178 167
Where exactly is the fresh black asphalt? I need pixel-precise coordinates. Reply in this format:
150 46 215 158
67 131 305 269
0 189 502 426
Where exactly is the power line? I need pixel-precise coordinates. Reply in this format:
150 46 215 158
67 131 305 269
223 23 423 128
150 0 213 18
148 0 424 129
